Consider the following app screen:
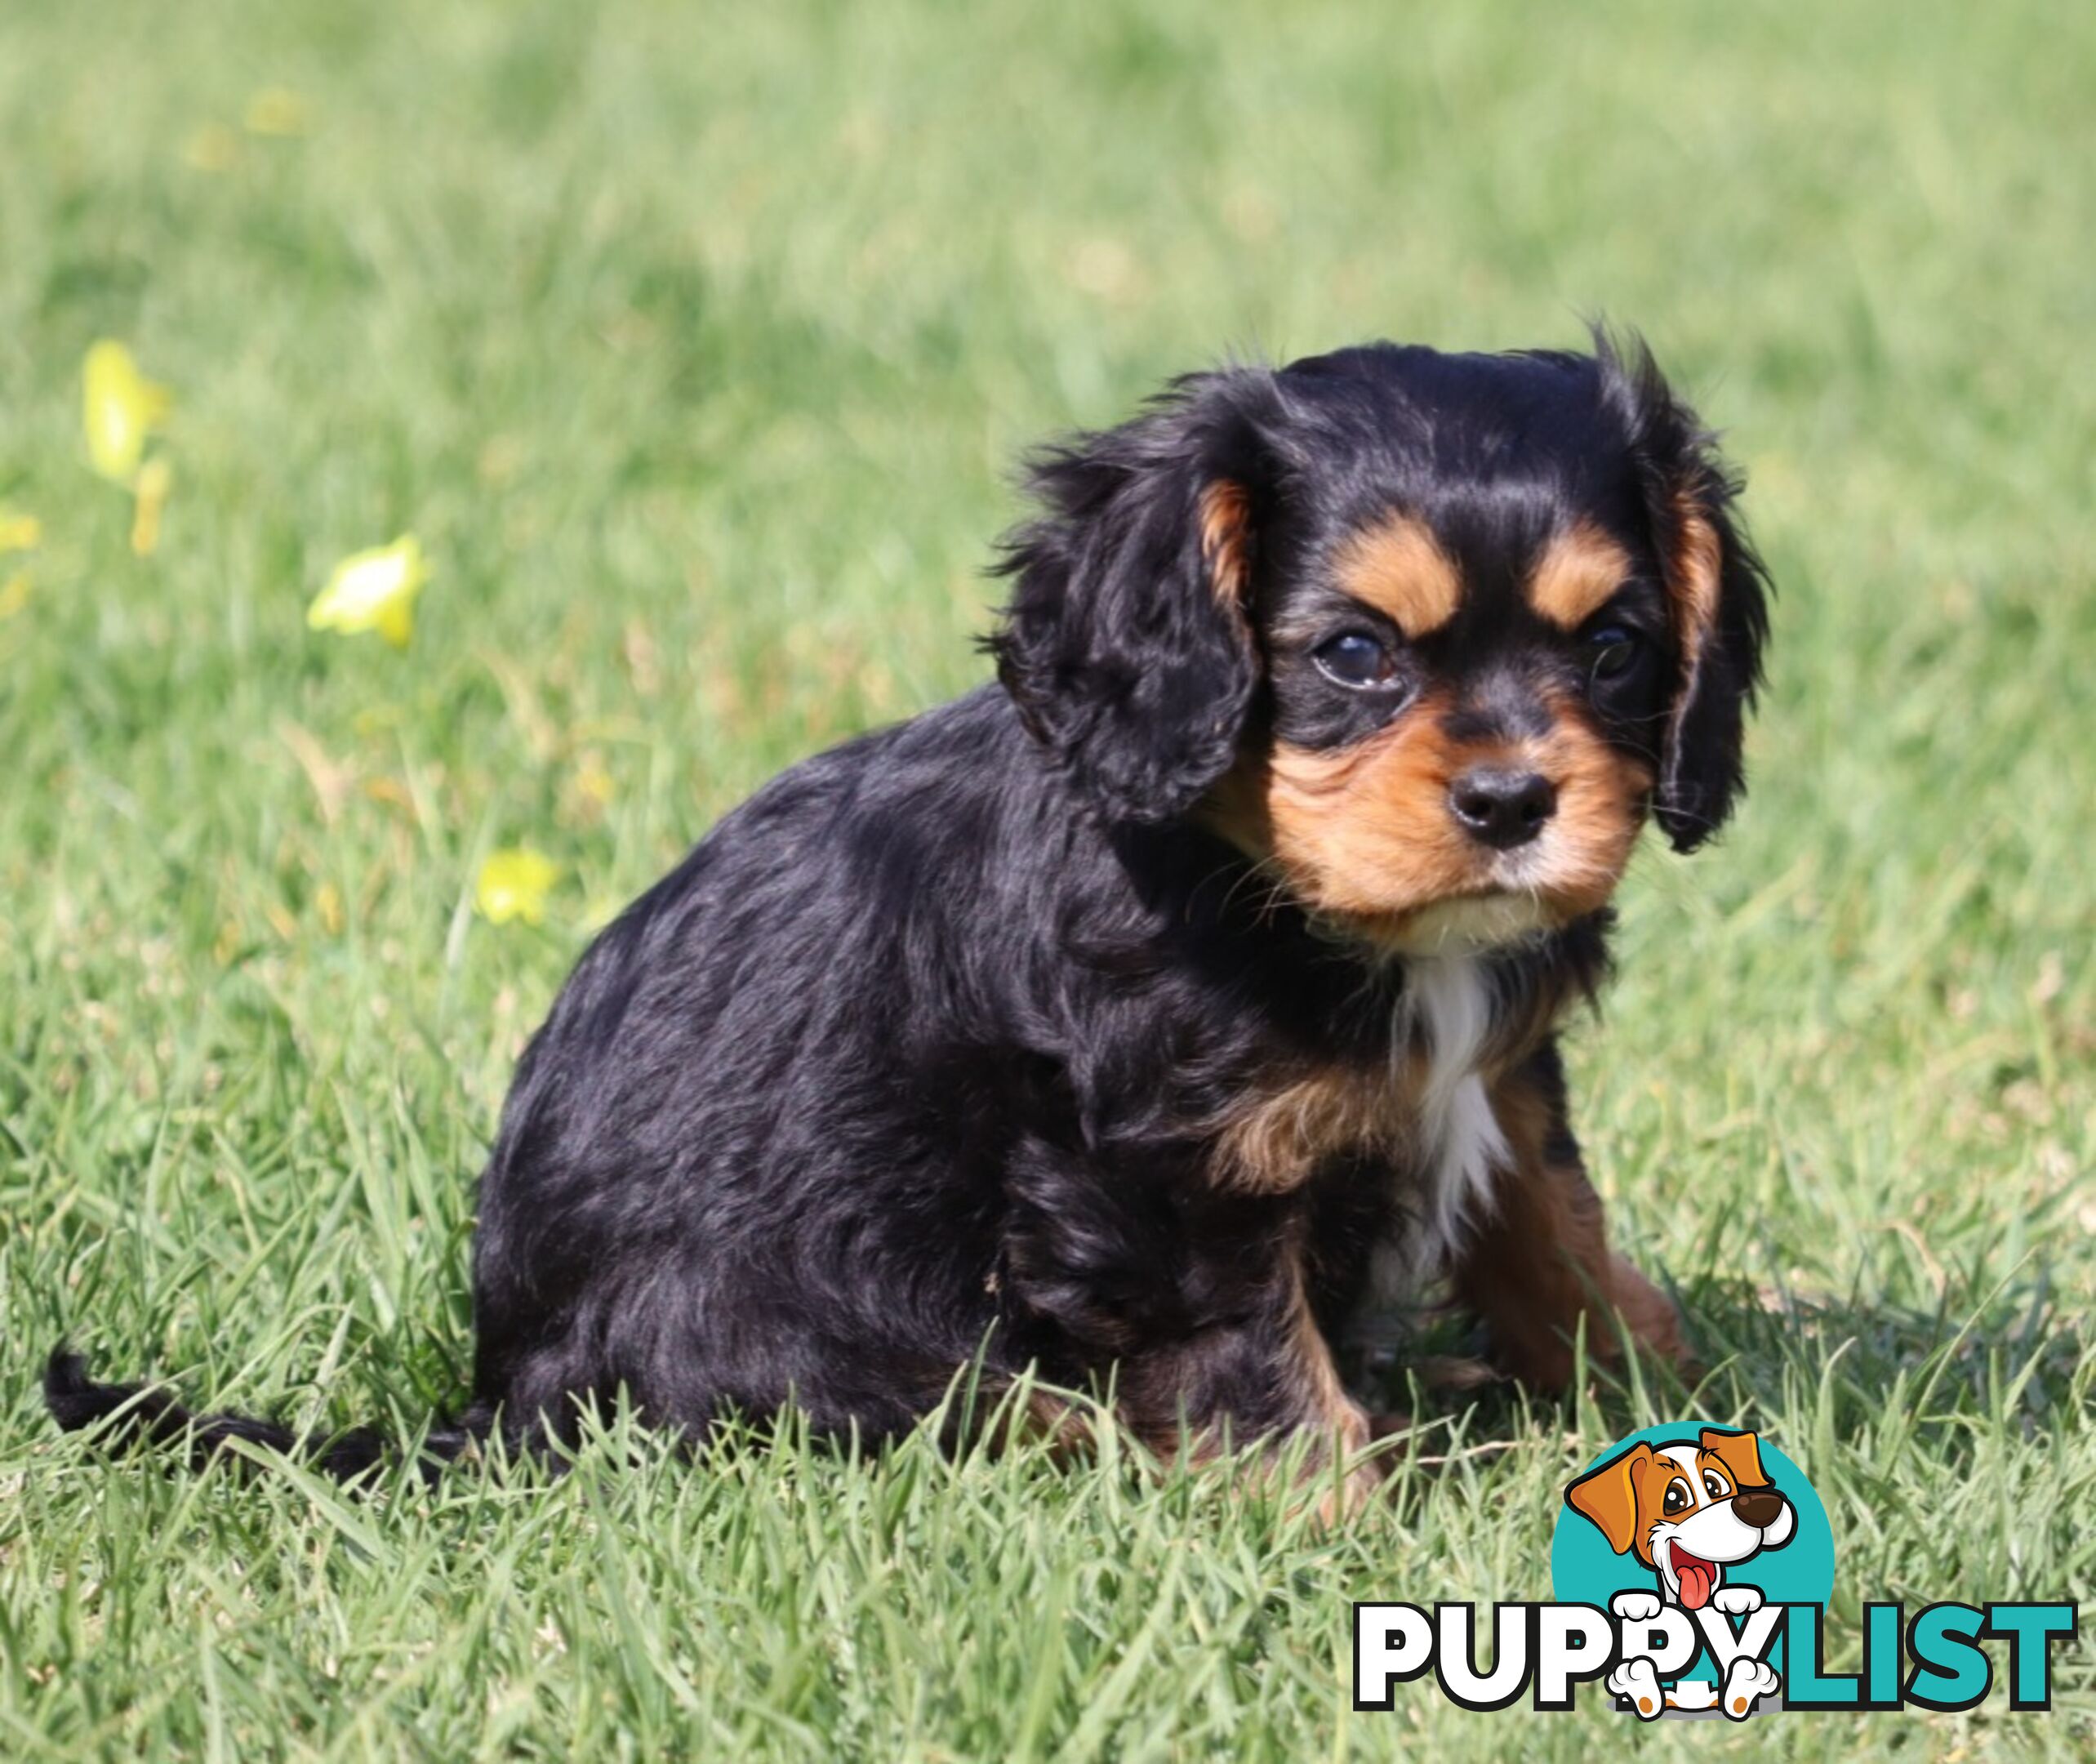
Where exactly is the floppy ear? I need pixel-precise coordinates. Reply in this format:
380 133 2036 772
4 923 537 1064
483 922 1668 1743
1565 1442 1653 1557
1700 1427 1772 1490
990 370 1283 822
1601 334 1772 853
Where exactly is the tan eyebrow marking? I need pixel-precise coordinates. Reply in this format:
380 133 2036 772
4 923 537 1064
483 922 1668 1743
1528 522 1634 630
1330 513 1462 639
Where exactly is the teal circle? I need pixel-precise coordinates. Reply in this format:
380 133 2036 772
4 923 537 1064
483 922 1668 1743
1551 1423 1836 1685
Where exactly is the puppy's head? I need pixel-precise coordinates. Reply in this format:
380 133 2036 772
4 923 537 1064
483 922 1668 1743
992 336 1769 954
1565 1428 1796 1610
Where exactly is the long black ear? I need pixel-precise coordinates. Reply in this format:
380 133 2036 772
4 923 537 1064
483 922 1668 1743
989 370 1283 823
1601 334 1773 853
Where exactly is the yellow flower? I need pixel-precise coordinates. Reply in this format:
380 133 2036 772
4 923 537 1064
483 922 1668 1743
476 849 560 926
131 458 172 556
307 535 429 648
82 341 171 483
2 508 42 617
184 122 240 172
243 88 309 136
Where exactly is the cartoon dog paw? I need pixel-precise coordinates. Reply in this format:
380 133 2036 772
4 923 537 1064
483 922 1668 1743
1711 1585 1764 1615
1606 1658 1666 1721
1610 1591 1663 1623
1721 1656 1780 1720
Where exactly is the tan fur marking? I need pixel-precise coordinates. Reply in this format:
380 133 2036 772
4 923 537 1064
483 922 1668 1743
1199 479 1253 608
1453 1058 1686 1392
1332 513 1462 639
1528 522 1632 630
1283 1258 1377 1522
1212 1064 1414 1195
1671 506 1723 672
1536 688 1658 921
1212 688 1653 951
1258 688 1480 921
1658 505 1725 775
1287 1265 1370 1447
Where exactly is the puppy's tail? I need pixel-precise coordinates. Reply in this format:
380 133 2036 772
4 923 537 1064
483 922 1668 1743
43 1347 478 1483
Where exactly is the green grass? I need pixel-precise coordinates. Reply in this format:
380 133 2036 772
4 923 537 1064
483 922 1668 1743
2 0 2094 1755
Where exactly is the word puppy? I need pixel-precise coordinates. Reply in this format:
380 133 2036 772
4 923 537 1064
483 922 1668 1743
50 336 1769 1508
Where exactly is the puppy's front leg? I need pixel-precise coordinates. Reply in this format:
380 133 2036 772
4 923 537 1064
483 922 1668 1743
1118 1281 1377 1521
1003 1150 1374 1517
1453 1041 1687 1390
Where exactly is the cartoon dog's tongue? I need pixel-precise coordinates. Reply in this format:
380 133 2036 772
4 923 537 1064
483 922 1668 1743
1673 1546 1719 1610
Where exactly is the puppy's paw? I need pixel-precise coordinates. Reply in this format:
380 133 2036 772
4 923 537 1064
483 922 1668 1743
1611 1590 1663 1623
1311 1461 1387 1525
1607 1254 1698 1374
1605 1658 1666 1721
1721 1656 1780 1719
1711 1584 1763 1615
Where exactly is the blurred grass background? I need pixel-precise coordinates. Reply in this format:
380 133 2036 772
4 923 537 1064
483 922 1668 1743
2 0 2093 1755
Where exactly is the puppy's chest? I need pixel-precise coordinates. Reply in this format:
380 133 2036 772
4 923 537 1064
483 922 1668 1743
1210 957 1522 1248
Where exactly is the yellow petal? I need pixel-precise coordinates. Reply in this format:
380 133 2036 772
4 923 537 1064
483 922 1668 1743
184 122 240 172
131 458 172 556
82 341 172 483
243 87 309 136
307 535 429 645
476 848 560 926
0 572 29 620
0 508 40 553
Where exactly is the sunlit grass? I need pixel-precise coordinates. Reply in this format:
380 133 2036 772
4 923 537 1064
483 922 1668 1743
1 0 2092 1755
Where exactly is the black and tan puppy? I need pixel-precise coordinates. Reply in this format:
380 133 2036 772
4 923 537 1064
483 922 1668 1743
50 335 1768 1504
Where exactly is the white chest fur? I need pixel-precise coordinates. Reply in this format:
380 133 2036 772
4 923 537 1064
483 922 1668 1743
1209 952 1513 1285
1397 954 1508 1276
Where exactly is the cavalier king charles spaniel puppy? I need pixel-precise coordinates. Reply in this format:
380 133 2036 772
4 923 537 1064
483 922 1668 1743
51 333 1768 1508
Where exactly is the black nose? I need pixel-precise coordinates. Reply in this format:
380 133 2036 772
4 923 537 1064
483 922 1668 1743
1448 768 1556 849
1732 1488 1785 1529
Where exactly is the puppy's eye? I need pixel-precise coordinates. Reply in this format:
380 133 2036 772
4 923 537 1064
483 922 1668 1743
1702 1470 1730 1500
1587 624 1642 682
1662 1480 1692 1515
1312 630 1398 688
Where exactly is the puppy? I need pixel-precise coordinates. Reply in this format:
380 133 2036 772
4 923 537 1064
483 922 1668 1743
48 334 1769 1504
1568 1426 1796 1719
1565 1427 1796 1611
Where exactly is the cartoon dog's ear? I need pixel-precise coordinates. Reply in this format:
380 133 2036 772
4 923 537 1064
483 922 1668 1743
990 368 1286 823
1699 1427 1771 1490
1565 1443 1653 1556
1600 332 1772 853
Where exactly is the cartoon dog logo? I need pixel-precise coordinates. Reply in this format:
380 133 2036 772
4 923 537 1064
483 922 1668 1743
1565 1427 1795 1718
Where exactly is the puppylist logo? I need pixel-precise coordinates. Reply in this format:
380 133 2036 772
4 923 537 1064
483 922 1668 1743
1355 1423 2076 1720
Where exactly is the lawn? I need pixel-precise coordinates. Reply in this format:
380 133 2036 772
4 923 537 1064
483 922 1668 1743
2 0 2094 1756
